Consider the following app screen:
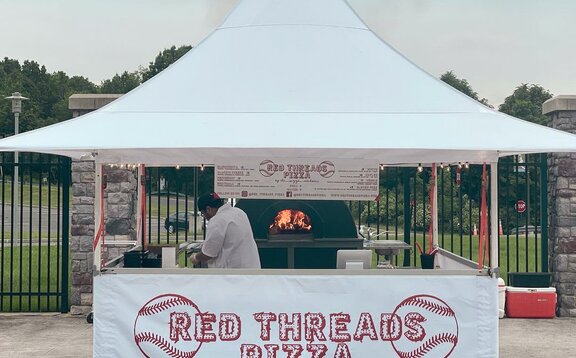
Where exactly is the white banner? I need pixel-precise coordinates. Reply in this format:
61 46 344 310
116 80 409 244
214 158 379 201
94 272 497 357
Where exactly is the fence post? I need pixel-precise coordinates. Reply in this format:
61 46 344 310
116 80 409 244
403 168 411 267
539 153 548 272
60 157 71 313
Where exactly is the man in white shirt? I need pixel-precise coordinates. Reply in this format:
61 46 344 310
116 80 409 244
190 192 261 268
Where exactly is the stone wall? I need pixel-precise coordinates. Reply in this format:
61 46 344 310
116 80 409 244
70 160 96 315
69 162 138 314
543 95 576 317
102 166 139 259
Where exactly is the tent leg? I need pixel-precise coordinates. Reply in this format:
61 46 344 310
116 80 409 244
432 164 438 247
490 161 499 276
94 164 103 273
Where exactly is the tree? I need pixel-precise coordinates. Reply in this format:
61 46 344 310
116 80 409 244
498 84 552 126
140 45 192 82
440 71 491 107
99 71 141 94
0 58 98 137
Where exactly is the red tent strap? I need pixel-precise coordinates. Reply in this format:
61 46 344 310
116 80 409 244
478 163 490 270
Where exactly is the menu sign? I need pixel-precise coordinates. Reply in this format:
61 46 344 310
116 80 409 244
215 158 379 201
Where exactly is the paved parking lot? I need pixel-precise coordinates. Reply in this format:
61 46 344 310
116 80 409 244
0 313 574 357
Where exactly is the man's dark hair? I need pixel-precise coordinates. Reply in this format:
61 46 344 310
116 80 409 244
197 192 224 211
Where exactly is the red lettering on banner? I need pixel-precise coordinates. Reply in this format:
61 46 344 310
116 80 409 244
333 343 352 358
353 312 378 342
169 312 192 343
305 313 327 342
219 313 241 341
306 343 328 358
241 344 262 358
194 312 216 342
264 344 279 358
254 312 277 341
279 313 302 341
135 293 460 358
282 343 303 357
404 312 426 342
329 314 351 342
380 313 402 341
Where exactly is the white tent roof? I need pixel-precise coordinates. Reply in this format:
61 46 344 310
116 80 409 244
1 0 576 166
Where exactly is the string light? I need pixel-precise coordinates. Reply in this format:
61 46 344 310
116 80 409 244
417 163 423 173
440 163 444 169
446 166 451 172
458 162 462 169
380 164 384 171
200 164 205 171
176 165 180 170
464 162 470 169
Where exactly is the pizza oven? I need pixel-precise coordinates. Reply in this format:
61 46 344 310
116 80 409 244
235 199 363 269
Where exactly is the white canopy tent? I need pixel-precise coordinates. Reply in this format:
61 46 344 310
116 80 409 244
1 0 576 167
1 0 575 274
3 2 569 353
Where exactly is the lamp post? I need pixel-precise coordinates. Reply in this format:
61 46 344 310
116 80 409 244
5 92 29 236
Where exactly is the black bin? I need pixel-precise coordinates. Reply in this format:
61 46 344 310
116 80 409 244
508 272 552 287
123 250 149 268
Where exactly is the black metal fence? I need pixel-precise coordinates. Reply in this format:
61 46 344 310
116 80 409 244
144 155 547 280
350 155 547 281
0 153 70 312
0 154 547 312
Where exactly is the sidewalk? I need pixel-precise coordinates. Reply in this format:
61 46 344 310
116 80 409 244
0 313 574 357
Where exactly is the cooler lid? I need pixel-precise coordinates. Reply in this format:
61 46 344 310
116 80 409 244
506 287 556 293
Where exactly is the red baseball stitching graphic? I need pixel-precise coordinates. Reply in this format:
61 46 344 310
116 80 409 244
395 296 455 317
134 332 196 358
134 294 203 358
391 294 459 358
138 295 194 316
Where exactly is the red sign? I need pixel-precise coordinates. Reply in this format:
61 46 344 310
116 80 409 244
515 199 526 213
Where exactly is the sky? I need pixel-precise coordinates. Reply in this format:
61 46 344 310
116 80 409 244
0 0 574 107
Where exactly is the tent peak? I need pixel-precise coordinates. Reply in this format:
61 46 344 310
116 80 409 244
219 0 368 30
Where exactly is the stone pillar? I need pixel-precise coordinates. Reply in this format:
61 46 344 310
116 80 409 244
69 94 137 315
102 165 139 259
69 94 122 118
70 160 96 315
543 95 576 317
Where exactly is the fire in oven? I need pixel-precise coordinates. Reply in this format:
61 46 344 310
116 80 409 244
235 199 363 269
269 209 313 238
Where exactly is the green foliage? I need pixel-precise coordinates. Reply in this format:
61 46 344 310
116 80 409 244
140 45 192 82
498 84 552 125
0 57 96 137
99 71 141 94
359 167 482 234
440 70 491 106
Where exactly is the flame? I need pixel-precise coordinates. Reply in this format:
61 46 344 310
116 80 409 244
269 209 312 233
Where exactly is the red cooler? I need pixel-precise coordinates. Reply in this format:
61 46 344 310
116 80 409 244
505 287 556 318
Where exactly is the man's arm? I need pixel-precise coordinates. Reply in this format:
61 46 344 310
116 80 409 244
190 251 214 266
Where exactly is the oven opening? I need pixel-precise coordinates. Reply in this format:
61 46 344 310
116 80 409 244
269 209 313 238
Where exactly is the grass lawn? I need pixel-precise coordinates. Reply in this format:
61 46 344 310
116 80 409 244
0 245 64 312
370 232 542 284
1 182 67 209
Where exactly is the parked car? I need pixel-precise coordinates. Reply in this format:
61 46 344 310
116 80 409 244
508 225 541 235
164 211 202 233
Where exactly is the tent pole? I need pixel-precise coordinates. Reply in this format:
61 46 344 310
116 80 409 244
136 165 142 247
433 164 438 247
490 161 499 276
94 164 103 273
